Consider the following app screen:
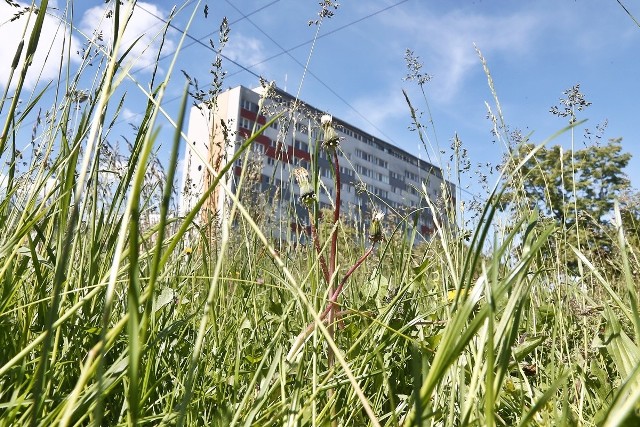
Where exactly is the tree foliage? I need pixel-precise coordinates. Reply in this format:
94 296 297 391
505 138 631 225
499 85 633 271
501 138 631 270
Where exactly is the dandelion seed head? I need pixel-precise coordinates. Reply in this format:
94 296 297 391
320 114 332 126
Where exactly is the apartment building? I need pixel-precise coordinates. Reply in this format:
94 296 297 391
179 85 455 239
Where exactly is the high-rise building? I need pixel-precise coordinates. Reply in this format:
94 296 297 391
179 84 455 240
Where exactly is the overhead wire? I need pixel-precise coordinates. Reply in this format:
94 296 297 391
135 2 263 81
235 0 411 71
133 0 411 144
13 0 485 202
129 0 283 76
131 1 486 202
223 0 402 144
16 0 281 126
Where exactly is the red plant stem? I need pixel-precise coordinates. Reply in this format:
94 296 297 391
329 149 341 279
328 150 341 352
308 209 330 284
330 245 374 303
318 245 375 323
295 245 375 343
327 149 341 400
327 148 340 378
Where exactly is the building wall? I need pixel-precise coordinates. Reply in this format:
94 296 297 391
180 88 239 220
179 85 456 238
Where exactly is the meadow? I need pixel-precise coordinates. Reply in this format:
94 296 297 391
1 1 639 426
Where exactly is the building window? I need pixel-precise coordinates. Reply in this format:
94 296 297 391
241 99 259 113
294 139 308 152
405 170 419 182
355 148 370 162
376 158 388 168
340 166 354 177
355 164 369 176
337 150 351 160
240 118 252 130
368 186 387 198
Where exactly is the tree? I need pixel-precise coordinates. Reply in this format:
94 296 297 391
501 138 631 269
499 84 633 271
508 139 630 223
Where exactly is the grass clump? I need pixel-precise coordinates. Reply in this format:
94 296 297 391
1 1 640 426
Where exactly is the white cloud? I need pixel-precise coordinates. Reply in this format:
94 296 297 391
340 6 542 133
78 2 176 74
121 107 139 121
383 8 540 103
347 88 408 135
0 2 80 90
0 1 178 90
223 33 267 71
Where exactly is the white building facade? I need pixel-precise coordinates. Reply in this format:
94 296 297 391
180 85 455 239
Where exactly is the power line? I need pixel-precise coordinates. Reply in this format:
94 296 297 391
134 0 411 144
150 2 489 202
49 0 488 200
222 0 409 144
130 2 497 198
238 0 411 70
135 2 264 81
18 1 282 127
131 0 283 75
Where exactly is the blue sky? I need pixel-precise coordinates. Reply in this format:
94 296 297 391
1 0 639 204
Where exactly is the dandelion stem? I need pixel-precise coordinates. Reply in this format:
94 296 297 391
308 207 330 283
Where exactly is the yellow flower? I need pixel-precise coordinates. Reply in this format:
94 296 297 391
447 288 468 302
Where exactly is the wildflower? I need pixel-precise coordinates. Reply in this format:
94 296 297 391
293 167 316 207
504 378 516 393
184 247 193 256
369 211 384 243
447 288 468 303
321 114 340 149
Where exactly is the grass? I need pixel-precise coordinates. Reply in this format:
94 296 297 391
1 1 640 426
